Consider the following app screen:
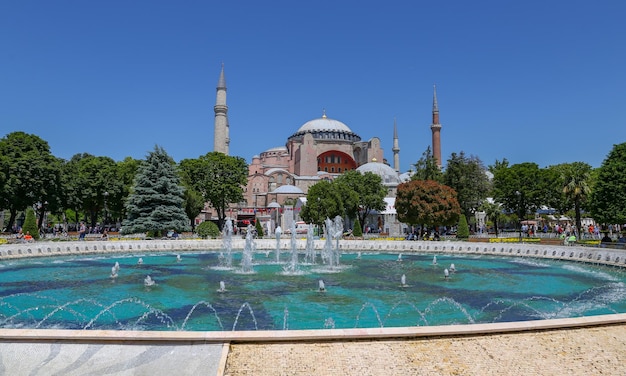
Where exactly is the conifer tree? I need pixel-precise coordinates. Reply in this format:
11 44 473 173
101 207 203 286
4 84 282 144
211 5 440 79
22 207 40 240
122 146 190 236
456 214 470 239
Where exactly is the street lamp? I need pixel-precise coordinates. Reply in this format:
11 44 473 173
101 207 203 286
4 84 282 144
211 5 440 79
103 191 109 228
515 190 522 242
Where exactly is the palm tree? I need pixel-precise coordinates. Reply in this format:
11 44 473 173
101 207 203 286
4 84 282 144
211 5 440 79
561 162 592 236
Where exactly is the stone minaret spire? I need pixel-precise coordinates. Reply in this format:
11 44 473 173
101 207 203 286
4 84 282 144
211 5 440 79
430 84 442 168
213 63 229 155
392 117 400 172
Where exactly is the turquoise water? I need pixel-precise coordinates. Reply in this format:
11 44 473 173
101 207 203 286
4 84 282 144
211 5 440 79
1 251 625 331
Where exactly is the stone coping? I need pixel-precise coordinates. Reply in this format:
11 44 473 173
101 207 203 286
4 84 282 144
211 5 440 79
1 313 625 343
1 238 626 268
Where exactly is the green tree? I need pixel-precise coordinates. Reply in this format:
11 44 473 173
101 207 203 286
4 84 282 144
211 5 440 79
179 152 248 231
22 207 39 240
183 187 204 232
333 170 386 230
395 180 461 228
352 217 363 237
114 156 140 223
196 220 220 238
0 132 62 232
255 218 264 237
559 162 592 235
456 214 469 239
491 162 546 224
443 152 490 221
122 146 190 236
590 142 626 226
479 199 502 236
65 153 124 228
300 180 343 227
411 146 443 182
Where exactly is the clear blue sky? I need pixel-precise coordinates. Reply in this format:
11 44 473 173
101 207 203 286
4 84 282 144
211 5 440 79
2 1 625 172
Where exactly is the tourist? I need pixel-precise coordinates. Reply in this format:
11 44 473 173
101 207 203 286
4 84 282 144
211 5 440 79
78 222 86 241
601 232 612 244
16 228 24 242
101 229 108 240
24 231 33 242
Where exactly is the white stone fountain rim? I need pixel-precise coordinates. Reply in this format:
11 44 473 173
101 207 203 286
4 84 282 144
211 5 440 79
1 238 625 342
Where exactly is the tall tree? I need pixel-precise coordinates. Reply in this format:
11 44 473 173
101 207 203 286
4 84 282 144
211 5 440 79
395 180 461 229
183 187 204 231
66 153 123 228
333 170 386 229
0 132 62 232
491 162 546 223
443 152 490 221
299 180 344 228
179 152 248 231
559 162 592 235
411 146 443 182
122 146 190 236
590 142 626 226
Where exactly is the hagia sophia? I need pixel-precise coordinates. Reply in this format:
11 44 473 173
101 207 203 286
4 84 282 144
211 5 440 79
210 66 443 236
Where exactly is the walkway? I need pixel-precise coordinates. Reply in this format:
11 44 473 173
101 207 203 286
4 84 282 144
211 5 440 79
223 324 626 375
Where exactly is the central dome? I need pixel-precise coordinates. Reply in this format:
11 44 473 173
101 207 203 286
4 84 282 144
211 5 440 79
288 112 361 142
297 115 353 133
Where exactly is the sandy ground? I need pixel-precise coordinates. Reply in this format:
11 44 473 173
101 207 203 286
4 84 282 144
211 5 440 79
223 324 626 375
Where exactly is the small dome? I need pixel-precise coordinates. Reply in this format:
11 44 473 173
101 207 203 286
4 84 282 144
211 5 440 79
264 146 288 153
356 161 401 185
271 184 304 194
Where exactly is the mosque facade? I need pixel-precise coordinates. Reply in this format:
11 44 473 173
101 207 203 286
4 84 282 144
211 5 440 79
212 67 442 236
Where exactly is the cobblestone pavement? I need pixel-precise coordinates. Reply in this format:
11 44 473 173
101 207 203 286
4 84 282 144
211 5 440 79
223 324 626 375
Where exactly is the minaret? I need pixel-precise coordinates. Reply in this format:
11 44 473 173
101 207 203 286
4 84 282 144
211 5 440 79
430 85 442 168
213 64 229 155
392 118 400 172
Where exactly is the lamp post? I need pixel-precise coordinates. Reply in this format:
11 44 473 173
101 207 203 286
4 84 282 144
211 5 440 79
515 190 522 242
103 191 109 229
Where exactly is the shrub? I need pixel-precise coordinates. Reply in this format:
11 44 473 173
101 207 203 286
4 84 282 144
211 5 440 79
196 221 220 238
22 208 40 240
255 219 264 237
353 218 363 237
456 214 469 239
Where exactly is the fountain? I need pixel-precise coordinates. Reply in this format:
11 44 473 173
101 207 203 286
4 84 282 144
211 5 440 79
322 216 342 268
241 225 255 273
304 225 316 264
450 263 456 273
218 281 226 293
110 266 118 279
397 253 403 262
144 275 156 287
318 279 326 292
137 257 143 265
282 221 299 274
220 218 234 268
433 256 437 265
1 247 626 331
176 254 182 263
444 268 449 279
274 226 282 263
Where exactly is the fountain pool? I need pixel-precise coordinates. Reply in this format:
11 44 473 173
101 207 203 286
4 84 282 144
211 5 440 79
1 250 625 331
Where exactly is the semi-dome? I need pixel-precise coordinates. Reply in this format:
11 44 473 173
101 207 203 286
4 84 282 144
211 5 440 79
288 112 361 142
356 159 401 185
271 184 304 194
